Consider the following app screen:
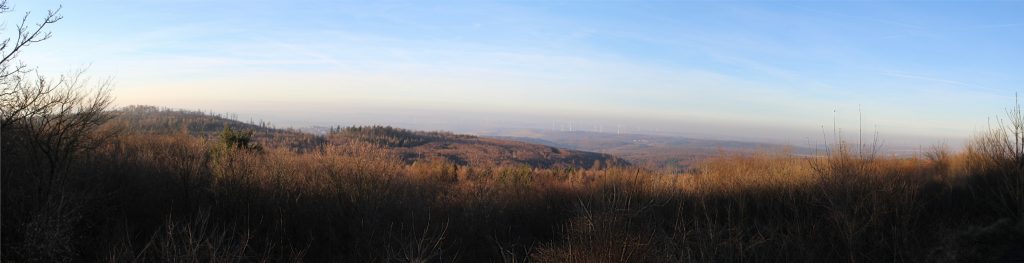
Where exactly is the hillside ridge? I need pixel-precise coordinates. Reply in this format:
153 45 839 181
112 105 627 168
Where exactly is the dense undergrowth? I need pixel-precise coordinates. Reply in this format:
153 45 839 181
3 114 1023 262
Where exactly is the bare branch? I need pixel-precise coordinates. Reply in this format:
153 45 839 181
1 6 62 65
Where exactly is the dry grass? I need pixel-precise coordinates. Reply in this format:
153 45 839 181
3 122 1024 262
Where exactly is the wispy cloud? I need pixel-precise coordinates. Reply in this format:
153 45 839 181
879 71 999 94
15 0 1021 142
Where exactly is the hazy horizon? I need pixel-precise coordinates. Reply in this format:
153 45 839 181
136 101 965 152
12 1 1023 147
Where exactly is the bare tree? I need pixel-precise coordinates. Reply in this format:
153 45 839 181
1003 93 1024 166
0 0 61 101
0 0 113 191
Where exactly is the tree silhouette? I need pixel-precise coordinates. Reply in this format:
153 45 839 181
0 0 113 192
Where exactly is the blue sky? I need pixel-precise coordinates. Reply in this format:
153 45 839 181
10 0 1024 144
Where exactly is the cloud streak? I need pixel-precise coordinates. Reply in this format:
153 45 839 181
13 0 1023 143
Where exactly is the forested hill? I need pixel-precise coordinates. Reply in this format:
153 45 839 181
328 125 628 168
113 105 279 134
110 105 627 168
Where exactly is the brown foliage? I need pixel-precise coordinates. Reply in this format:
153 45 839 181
3 119 1023 262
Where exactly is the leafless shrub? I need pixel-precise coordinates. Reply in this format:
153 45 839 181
385 219 458 263
1 2 116 262
964 94 1024 219
533 206 659 263
107 211 270 263
9 193 83 263
1 1 114 194
1003 94 1024 166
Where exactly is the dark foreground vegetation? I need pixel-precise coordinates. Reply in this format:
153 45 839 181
3 2 1024 262
3 99 1024 262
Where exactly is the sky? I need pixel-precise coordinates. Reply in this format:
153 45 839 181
9 0 1024 146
